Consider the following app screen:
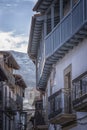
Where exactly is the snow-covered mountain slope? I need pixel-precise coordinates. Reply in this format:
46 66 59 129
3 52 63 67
11 51 36 87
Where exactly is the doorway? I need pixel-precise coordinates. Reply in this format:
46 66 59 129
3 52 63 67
64 64 72 113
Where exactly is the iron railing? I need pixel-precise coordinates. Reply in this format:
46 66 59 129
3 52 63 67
48 88 73 119
48 89 63 119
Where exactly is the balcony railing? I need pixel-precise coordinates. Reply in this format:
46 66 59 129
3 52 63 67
48 89 76 125
45 0 87 58
72 72 87 111
16 94 23 110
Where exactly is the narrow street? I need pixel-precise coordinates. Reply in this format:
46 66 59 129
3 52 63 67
0 0 87 130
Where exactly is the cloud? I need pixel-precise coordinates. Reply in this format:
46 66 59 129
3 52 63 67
0 31 28 53
0 0 37 4
23 0 37 2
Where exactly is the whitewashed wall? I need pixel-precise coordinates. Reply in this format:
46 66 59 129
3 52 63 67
47 39 87 95
47 39 87 130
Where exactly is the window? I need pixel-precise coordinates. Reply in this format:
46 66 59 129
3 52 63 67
63 0 70 17
47 10 51 35
54 0 60 27
73 0 79 7
64 65 72 113
72 73 87 100
50 67 56 95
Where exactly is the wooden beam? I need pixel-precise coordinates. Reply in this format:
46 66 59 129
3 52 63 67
79 30 87 35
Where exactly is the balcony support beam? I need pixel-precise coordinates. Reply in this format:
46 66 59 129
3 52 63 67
70 38 80 43
65 43 75 48
64 45 73 49
74 34 86 39
79 30 87 35
46 60 55 64
57 50 68 54
60 47 69 51
53 53 64 58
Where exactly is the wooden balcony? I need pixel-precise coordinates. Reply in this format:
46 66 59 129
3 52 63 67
6 70 15 87
16 94 23 110
37 0 87 90
72 72 87 111
48 89 76 125
5 97 17 115
0 64 15 89
45 0 87 58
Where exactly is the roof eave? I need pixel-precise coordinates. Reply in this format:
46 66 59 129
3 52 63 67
0 51 20 70
28 14 44 61
14 74 27 88
33 0 44 12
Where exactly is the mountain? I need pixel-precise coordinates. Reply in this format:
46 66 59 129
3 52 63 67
11 51 36 87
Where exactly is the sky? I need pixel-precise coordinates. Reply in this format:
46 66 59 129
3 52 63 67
0 0 37 53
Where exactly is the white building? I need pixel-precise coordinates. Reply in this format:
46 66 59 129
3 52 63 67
28 0 87 130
